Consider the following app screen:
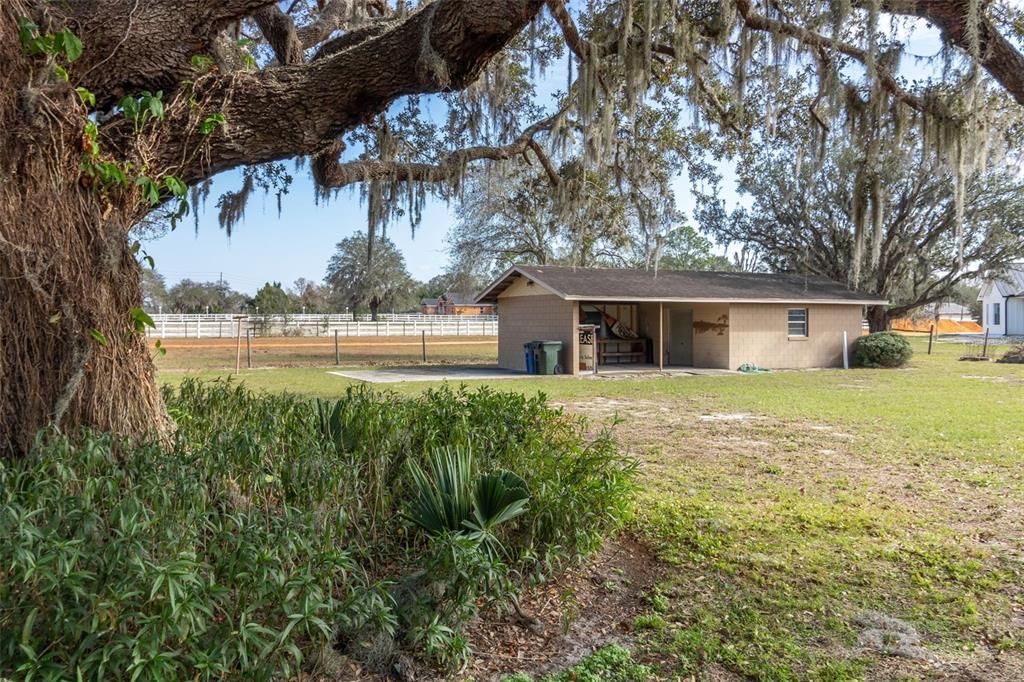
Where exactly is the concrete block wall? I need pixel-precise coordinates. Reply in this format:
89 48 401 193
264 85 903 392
497 294 577 373
728 303 861 369
690 303 731 369
648 303 731 368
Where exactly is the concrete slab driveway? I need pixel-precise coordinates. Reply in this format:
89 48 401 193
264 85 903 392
328 366 529 384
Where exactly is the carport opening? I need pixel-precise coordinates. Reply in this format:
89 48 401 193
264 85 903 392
579 303 652 369
578 302 698 371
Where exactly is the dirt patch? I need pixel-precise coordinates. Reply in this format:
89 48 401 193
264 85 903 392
848 610 1024 680
853 610 935 661
961 374 1024 386
318 538 664 681
455 537 664 681
864 650 1024 681
564 396 1024 549
699 412 761 422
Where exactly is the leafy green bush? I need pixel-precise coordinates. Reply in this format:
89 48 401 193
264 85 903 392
0 432 379 681
1 381 635 679
854 331 913 368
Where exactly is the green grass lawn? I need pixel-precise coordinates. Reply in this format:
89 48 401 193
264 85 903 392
158 337 1024 680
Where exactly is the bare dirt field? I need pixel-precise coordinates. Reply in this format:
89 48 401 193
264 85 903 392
153 335 498 371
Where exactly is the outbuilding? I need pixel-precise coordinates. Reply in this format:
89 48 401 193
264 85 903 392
475 265 887 374
978 263 1024 336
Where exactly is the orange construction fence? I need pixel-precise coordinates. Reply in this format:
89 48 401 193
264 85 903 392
890 318 982 334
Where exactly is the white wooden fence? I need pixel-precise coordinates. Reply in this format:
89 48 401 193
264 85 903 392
146 313 498 338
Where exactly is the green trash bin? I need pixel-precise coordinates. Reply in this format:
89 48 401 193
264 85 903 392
537 340 563 375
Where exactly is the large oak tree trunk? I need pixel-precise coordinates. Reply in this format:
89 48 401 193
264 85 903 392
0 223 168 458
1 39 168 458
866 305 891 333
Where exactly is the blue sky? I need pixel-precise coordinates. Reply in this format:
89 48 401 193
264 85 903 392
146 17 947 296
149 171 457 294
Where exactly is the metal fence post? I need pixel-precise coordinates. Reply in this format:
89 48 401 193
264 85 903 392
234 321 242 373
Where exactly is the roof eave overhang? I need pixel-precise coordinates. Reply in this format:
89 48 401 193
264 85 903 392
473 265 518 304
474 266 568 304
566 295 887 305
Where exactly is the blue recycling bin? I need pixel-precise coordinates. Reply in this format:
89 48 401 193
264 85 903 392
523 341 539 374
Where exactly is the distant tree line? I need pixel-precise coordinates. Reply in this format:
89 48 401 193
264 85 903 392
143 232 486 318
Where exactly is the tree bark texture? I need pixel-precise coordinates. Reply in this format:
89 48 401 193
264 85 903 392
0 35 168 457
866 305 891 333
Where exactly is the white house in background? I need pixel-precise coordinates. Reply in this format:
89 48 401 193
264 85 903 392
979 264 1024 336
926 302 974 321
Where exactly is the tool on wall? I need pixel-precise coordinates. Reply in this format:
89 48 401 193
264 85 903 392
585 305 639 339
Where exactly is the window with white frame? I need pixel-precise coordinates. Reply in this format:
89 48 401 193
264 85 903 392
993 302 1001 326
787 308 808 337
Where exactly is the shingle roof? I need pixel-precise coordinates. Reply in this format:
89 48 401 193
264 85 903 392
987 264 1024 297
476 265 887 305
420 298 439 306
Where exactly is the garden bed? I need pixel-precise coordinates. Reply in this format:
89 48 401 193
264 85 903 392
0 382 636 681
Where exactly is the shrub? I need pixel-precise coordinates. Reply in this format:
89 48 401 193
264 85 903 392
854 331 913 368
1 381 636 679
0 432 379 681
